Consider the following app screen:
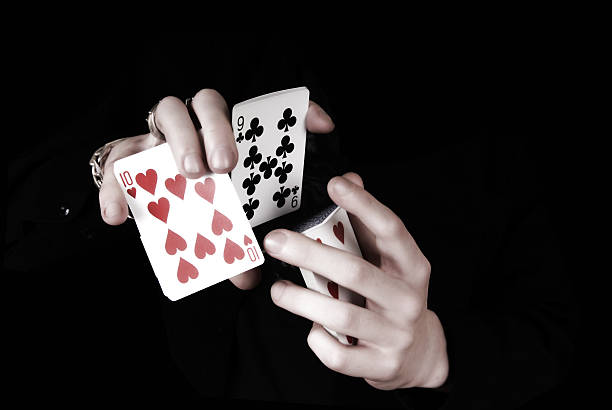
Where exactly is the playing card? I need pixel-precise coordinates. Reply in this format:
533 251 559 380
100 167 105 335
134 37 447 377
231 87 309 227
298 205 366 345
113 143 264 301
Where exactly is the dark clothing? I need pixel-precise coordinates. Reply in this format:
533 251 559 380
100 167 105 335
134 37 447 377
6 34 578 408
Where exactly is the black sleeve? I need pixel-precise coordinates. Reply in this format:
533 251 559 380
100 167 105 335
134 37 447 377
393 136 577 409
5 41 197 403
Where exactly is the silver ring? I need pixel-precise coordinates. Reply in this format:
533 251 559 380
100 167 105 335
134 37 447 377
89 137 134 219
147 101 166 141
89 137 129 189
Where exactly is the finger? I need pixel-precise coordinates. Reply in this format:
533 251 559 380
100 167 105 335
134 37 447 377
229 267 261 290
342 171 363 188
99 169 128 225
308 322 392 380
270 279 393 345
155 96 207 179
306 101 335 134
327 176 426 271
98 135 150 225
327 175 405 241
339 172 379 261
264 229 412 308
191 89 238 174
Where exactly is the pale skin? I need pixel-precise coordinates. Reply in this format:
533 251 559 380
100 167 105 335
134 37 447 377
99 89 449 390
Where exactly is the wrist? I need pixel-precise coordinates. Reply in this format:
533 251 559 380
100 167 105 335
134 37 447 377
413 310 449 389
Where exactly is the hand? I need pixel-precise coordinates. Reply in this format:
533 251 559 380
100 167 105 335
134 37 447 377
97 89 335 290
262 173 449 390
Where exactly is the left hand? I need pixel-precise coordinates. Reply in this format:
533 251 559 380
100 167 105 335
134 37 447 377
263 172 449 390
97 91 335 291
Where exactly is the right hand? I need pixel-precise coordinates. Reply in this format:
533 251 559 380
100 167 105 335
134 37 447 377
97 89 335 290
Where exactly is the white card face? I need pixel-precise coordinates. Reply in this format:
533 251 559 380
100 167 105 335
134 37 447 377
231 87 309 227
113 143 265 301
300 207 366 345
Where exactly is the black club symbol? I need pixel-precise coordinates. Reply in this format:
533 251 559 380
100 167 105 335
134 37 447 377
236 132 245 143
259 156 278 179
274 161 293 184
273 186 291 208
245 117 264 143
243 198 260 220
242 172 261 196
276 135 295 159
291 185 300 195
277 108 296 132
243 146 262 170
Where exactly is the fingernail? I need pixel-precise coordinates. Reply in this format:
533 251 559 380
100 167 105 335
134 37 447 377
264 231 287 255
270 280 288 302
211 147 234 171
183 153 203 174
104 202 121 218
332 177 353 196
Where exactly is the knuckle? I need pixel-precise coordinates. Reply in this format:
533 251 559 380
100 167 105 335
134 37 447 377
396 285 425 322
101 135 147 175
194 88 227 109
194 88 219 100
334 306 357 331
100 177 122 198
366 378 394 391
102 156 117 175
303 237 321 262
382 357 402 381
345 172 363 187
306 329 316 349
384 214 405 237
202 124 230 141
423 258 432 275
157 97 185 131
358 189 375 206
396 328 415 349
365 378 382 389
158 95 183 109
325 349 348 372
98 179 114 197
346 258 370 287
403 297 425 322
415 257 431 277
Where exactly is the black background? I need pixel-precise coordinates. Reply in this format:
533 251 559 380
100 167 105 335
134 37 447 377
7 33 595 408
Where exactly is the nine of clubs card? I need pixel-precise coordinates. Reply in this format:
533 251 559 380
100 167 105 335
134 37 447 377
231 87 309 227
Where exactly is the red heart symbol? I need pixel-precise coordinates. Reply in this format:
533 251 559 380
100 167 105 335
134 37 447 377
195 177 215 204
165 229 187 255
316 238 322 244
194 233 216 259
211 210 233 235
333 221 344 244
165 174 186 199
148 197 170 223
244 235 253 246
327 281 339 299
127 187 136 198
177 257 198 283
136 169 157 195
346 335 357 345
223 238 245 264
